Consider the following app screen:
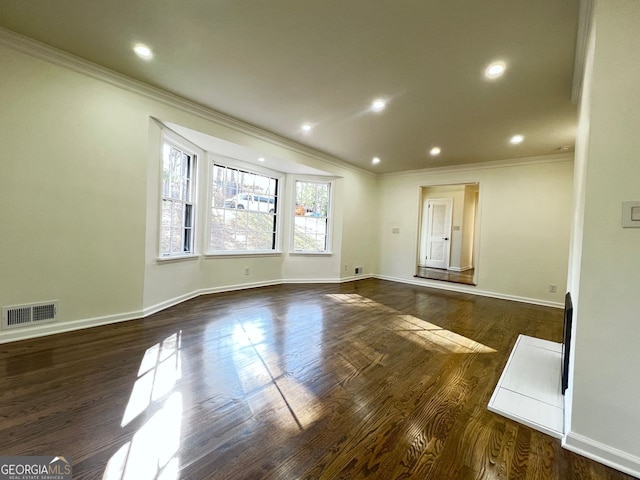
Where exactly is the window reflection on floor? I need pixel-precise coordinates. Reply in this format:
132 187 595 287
231 305 325 433
103 293 492 479
104 332 183 480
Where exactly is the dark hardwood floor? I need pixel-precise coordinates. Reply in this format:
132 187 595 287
416 267 476 285
0 279 634 479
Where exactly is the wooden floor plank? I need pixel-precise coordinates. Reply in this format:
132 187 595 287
0 279 635 479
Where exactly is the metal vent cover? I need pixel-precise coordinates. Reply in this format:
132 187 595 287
2 301 58 330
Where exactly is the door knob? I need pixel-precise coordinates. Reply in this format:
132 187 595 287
443 237 449 241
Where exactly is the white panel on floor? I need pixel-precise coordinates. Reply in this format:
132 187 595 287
488 334 564 439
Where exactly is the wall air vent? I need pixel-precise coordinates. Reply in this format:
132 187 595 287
2 301 58 330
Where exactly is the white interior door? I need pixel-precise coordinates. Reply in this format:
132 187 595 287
425 198 453 269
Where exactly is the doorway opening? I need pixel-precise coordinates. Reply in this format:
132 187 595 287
415 183 479 286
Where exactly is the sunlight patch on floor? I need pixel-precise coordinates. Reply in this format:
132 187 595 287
326 294 495 354
104 332 184 480
122 332 183 428
233 320 323 433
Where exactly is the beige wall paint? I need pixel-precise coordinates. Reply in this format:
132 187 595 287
566 0 640 471
461 184 479 269
379 160 573 305
0 38 571 345
3 13 638 476
338 172 380 278
0 46 147 323
0 44 378 341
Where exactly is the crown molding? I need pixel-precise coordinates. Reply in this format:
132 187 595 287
571 0 595 104
379 152 574 179
0 27 375 179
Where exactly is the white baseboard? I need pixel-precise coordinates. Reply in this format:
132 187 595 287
281 274 372 284
0 308 144 344
448 265 473 272
373 274 564 309
0 273 557 344
142 290 202 317
0 275 372 344
282 277 342 284
563 432 640 478
199 279 283 296
338 274 373 283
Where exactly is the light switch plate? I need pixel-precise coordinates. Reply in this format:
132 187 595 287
622 201 640 228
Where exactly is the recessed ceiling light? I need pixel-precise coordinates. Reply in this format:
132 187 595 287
430 147 441 156
258 157 265 162
485 62 506 79
133 44 153 60
558 146 571 152
371 157 381 165
301 123 312 132
371 99 386 112
510 134 524 144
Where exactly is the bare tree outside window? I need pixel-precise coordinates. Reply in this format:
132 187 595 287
293 181 330 252
160 143 195 256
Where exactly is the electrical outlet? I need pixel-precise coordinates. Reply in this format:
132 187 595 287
344 264 348 272
244 267 250 275
548 284 557 293
355 266 363 275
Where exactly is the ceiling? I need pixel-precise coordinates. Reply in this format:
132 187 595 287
0 0 580 173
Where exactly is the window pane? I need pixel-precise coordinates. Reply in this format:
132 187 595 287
159 140 196 256
183 227 192 252
161 200 172 228
160 201 172 255
317 184 329 217
210 163 279 252
171 227 182 253
170 147 182 199
184 204 193 228
172 201 184 228
293 181 330 252
162 145 171 197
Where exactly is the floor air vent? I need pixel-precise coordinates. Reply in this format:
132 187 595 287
2 301 58 330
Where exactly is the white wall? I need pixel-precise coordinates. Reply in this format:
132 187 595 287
0 45 147 325
0 32 574 347
564 1 640 475
378 158 573 306
0 41 379 342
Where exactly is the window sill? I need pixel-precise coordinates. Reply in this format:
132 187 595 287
204 251 282 259
288 251 333 256
156 254 199 264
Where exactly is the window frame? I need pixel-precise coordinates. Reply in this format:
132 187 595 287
290 177 335 255
158 131 200 259
206 154 285 256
